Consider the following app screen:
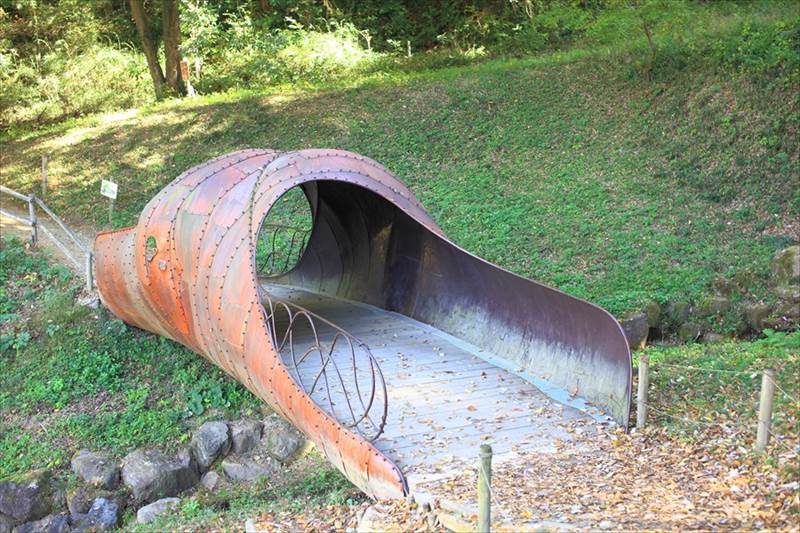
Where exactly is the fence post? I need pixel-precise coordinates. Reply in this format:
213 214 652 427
637 354 649 428
85 251 94 293
41 155 48 198
28 194 38 246
756 369 776 453
478 444 492 533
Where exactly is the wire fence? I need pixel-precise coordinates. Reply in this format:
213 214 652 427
637 356 799 454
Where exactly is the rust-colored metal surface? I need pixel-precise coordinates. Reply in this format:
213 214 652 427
94 148 632 499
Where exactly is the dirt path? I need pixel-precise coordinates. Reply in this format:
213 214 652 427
1 198 95 284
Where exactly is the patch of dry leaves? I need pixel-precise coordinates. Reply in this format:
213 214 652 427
248 499 443 533
414 419 799 531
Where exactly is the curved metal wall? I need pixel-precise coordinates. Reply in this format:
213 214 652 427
95 148 632 499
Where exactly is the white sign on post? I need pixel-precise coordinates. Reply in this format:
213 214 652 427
100 179 118 200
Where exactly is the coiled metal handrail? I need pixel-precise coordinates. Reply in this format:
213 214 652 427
262 293 388 442
256 224 311 277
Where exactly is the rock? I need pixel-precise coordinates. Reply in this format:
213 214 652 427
12 514 70 533
71 498 118 532
221 456 278 483
711 276 735 297
643 301 661 328
230 419 263 455
200 471 226 492
0 470 52 524
677 322 702 342
0 515 14 533
176 447 199 476
775 301 800 320
702 332 726 343
598 520 615 530
697 296 730 317
66 486 126 517
261 414 305 463
66 486 93 516
122 449 198 503
71 450 120 490
136 497 181 524
770 245 800 287
665 301 691 325
191 421 231 472
620 312 648 350
775 284 800 303
743 302 773 330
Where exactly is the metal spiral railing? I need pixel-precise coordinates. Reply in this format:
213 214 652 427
262 293 388 441
256 224 311 277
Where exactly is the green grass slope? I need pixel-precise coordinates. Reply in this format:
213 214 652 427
3 52 797 318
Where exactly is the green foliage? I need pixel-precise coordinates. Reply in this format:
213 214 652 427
2 0 798 127
0 237 263 477
0 44 150 127
191 15 383 93
255 187 314 277
642 332 799 442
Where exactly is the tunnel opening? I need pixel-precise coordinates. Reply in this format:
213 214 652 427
254 180 623 486
95 149 631 498
255 186 313 278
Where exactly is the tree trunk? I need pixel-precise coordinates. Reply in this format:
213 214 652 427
129 0 166 99
162 0 185 96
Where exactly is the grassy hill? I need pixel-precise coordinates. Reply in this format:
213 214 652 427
1 5 799 527
2 47 798 320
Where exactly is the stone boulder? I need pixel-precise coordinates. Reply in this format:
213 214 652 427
770 245 800 287
702 332 726 344
136 497 181 525
665 301 691 326
775 284 800 303
743 302 773 331
0 470 52 524
71 450 120 490
190 421 231 472
221 456 278 483
65 485 126 518
11 514 70 533
261 414 306 463
0 514 14 533
711 276 735 297
620 312 648 350
643 301 661 329
200 471 227 492
697 296 730 317
71 498 118 532
230 419 263 455
122 449 198 503
176 447 199 476
677 322 702 342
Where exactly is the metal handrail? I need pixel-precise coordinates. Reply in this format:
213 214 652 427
34 197 90 254
262 292 388 442
257 224 311 277
0 185 32 202
0 184 94 292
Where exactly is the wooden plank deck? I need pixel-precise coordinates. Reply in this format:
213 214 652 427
263 284 595 491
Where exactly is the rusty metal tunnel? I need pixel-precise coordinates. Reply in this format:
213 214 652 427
94 149 632 499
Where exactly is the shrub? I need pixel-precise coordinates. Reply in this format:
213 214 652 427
194 17 382 92
0 45 150 127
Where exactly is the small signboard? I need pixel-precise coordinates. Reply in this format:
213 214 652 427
100 179 118 200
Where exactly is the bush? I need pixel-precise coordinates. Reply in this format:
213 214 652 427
0 45 150 127
194 17 383 92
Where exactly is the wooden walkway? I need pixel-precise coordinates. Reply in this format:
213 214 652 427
263 284 594 491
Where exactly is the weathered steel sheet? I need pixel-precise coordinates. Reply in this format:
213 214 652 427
94 148 632 499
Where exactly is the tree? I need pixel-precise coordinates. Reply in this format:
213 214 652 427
129 0 185 98
161 0 183 95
